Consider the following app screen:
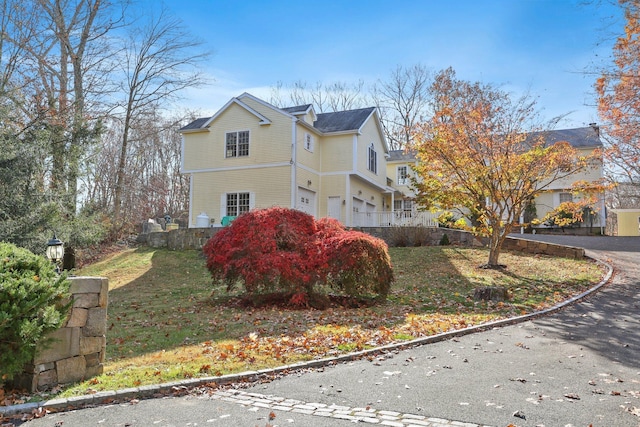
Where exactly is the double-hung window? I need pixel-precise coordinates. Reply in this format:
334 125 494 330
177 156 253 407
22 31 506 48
226 192 250 216
368 143 377 174
397 166 408 185
559 192 573 204
226 131 249 158
304 133 314 152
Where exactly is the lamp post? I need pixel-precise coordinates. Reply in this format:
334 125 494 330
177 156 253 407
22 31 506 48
46 233 65 273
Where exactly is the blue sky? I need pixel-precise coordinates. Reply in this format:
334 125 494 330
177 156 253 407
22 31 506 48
144 0 624 128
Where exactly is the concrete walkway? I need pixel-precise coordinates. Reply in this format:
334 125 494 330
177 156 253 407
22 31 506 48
14 235 640 427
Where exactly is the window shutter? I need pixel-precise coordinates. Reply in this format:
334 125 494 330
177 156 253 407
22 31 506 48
249 192 256 210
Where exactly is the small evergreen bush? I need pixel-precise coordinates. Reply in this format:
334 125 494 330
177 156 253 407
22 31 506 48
0 242 71 381
203 208 394 304
439 233 451 246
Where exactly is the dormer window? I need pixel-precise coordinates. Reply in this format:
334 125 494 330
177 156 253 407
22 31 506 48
368 143 377 174
304 133 314 152
226 130 249 158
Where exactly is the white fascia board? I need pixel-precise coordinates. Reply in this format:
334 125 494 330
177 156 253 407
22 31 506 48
237 92 296 120
298 120 323 136
349 171 388 192
323 129 360 137
202 97 272 128
179 127 210 134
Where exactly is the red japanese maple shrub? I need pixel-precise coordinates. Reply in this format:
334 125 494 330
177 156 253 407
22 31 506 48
203 207 394 304
203 207 323 297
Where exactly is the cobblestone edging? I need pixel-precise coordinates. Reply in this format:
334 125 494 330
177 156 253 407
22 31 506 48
210 389 492 427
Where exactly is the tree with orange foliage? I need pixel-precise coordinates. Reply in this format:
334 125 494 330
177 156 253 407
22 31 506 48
411 68 602 268
596 0 640 189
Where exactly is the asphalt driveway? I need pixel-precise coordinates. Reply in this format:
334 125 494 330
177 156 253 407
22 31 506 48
16 235 640 427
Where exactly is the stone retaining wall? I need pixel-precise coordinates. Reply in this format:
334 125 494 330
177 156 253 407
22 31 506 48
356 226 484 247
12 277 108 392
502 236 585 259
136 227 584 259
137 227 217 250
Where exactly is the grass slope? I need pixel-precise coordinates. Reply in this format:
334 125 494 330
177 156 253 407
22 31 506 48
58 246 604 396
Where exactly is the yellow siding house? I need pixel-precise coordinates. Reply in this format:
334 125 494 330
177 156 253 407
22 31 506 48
179 93 399 227
529 125 606 231
180 93 604 231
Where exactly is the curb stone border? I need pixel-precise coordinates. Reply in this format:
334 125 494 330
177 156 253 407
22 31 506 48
206 389 494 426
0 253 613 421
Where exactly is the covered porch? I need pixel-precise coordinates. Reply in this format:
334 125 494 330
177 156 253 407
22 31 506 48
351 210 440 227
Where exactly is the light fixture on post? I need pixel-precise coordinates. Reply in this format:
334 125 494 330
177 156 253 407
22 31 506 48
46 233 65 273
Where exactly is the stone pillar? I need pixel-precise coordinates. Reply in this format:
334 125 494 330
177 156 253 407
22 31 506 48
11 277 108 392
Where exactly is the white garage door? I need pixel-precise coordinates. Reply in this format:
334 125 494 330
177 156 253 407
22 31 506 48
297 187 316 216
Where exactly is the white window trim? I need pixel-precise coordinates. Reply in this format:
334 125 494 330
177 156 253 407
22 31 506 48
225 130 251 158
220 191 255 219
559 192 573 205
304 132 314 152
397 165 408 185
368 143 378 174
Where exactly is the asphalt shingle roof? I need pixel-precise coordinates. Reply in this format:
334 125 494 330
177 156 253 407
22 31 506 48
281 104 312 115
313 107 376 133
388 150 417 161
533 126 602 148
179 117 210 131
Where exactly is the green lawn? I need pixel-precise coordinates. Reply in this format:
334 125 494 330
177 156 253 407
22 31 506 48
56 245 604 396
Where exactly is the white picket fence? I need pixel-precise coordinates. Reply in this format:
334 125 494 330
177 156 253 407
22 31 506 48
352 210 440 227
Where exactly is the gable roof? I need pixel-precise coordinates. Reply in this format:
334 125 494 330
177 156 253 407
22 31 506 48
536 126 602 149
314 107 376 133
281 104 313 115
178 94 387 151
179 117 210 132
178 94 274 133
386 126 602 163
388 149 417 162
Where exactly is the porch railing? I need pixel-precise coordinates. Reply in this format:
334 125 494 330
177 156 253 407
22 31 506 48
352 210 440 227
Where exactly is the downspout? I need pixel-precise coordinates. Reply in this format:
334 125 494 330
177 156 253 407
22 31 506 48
188 174 194 228
348 134 358 227
345 175 351 227
291 117 297 209
600 192 606 234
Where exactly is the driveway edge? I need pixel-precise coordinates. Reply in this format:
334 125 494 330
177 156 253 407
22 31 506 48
0 255 614 418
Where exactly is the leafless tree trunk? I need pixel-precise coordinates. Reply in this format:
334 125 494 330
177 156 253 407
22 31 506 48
111 6 210 229
2 0 124 213
85 111 193 232
372 64 432 151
